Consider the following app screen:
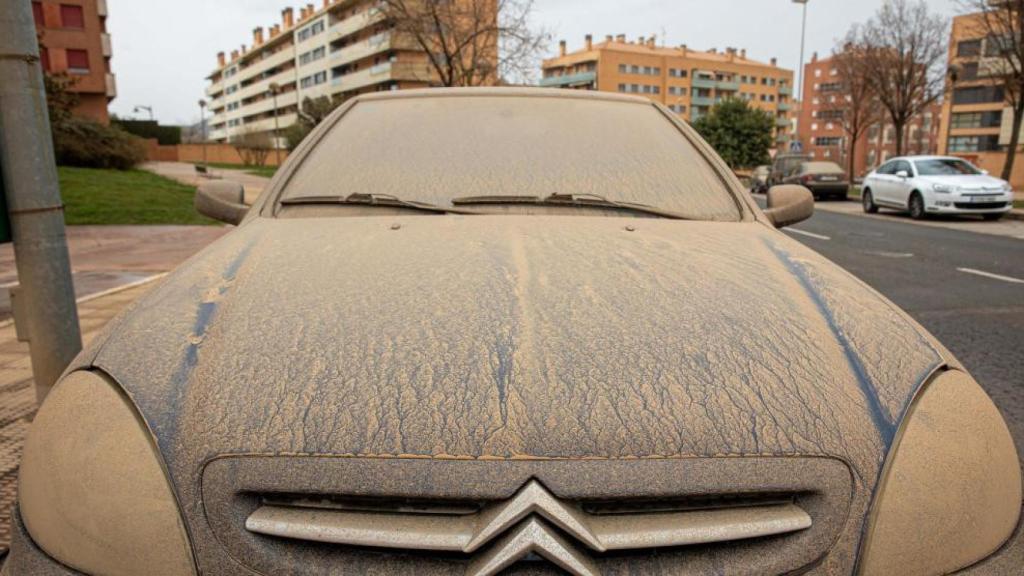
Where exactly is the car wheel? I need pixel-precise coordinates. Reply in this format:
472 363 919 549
863 189 879 214
983 213 1005 221
908 192 926 220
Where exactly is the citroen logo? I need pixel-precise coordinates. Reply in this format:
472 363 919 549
464 480 601 576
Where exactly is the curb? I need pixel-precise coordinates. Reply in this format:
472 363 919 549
0 273 166 330
1007 210 1024 222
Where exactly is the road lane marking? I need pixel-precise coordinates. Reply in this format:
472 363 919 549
785 228 831 241
867 251 914 259
957 268 1024 285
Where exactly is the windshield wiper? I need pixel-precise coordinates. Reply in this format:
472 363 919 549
281 193 476 215
452 193 691 220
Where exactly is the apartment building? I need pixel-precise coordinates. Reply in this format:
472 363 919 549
205 0 475 144
541 35 795 148
937 11 1024 188
798 52 940 178
31 0 115 123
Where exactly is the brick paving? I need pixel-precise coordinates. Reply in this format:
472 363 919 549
0 281 157 551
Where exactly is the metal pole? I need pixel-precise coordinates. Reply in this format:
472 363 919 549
795 0 809 105
199 99 207 167
269 83 282 167
0 0 82 402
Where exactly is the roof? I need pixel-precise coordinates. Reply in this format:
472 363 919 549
544 40 791 73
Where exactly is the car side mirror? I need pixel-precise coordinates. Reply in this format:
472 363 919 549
896 170 909 179
195 180 248 226
764 185 814 229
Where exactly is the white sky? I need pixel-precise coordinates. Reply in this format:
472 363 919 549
106 0 961 125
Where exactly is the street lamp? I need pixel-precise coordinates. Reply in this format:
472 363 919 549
198 99 208 168
133 105 154 121
269 82 282 167
793 0 810 106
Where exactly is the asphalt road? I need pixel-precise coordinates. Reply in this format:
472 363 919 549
760 198 1024 467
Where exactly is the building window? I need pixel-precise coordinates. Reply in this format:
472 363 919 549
66 49 89 74
32 2 44 26
953 85 1004 105
957 39 982 58
819 82 841 92
815 137 842 147
819 109 844 121
297 19 325 42
59 4 85 28
40 46 50 72
950 111 1002 129
300 71 327 89
299 46 326 66
948 135 1000 152
959 62 979 81
225 84 238 95
669 68 687 78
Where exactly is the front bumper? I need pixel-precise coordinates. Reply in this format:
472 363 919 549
928 194 1014 214
805 184 850 197
5 501 1024 576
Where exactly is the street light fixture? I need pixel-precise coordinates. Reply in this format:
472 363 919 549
133 105 154 121
269 82 282 167
198 99 208 168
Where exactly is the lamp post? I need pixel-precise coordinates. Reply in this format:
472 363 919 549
793 0 810 107
269 82 282 167
133 105 154 120
198 99 208 167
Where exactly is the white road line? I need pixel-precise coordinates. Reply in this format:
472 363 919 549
957 268 1024 285
785 228 831 241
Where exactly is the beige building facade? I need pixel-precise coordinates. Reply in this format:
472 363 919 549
205 0 445 144
541 36 795 148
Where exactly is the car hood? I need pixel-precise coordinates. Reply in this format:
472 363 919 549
84 215 944 547
916 174 1008 189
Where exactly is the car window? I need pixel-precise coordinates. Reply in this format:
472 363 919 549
895 161 913 175
914 158 982 176
876 162 895 175
802 162 844 174
280 95 742 221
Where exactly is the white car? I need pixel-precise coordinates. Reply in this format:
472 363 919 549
861 156 1014 220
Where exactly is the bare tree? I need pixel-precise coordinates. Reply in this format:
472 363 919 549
831 31 884 179
958 0 1024 179
379 0 549 86
859 0 948 156
232 128 273 167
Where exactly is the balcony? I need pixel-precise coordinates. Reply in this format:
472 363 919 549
97 0 107 17
540 70 597 88
330 8 385 41
716 80 740 91
692 77 716 89
778 101 792 111
779 85 793 96
330 61 398 91
776 116 791 128
331 32 392 68
239 90 298 118
237 48 295 86
691 95 714 107
238 67 294 101
105 73 117 99
237 113 299 135
101 33 112 58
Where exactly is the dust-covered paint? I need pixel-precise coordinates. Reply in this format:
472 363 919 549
82 214 947 574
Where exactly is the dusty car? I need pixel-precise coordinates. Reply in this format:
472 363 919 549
783 161 851 201
6 89 1021 576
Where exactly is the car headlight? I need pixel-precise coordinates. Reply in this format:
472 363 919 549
859 370 1021 575
18 370 196 576
932 184 955 193
1002 183 1014 193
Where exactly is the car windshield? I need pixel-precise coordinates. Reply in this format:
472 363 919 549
278 94 741 221
802 162 844 174
914 158 982 176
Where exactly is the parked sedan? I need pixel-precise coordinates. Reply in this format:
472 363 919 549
750 165 771 195
6 89 1021 576
784 161 850 200
862 156 1014 220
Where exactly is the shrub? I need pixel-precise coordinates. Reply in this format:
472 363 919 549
52 118 146 171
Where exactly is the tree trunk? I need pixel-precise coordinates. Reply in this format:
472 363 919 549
893 122 905 156
1002 98 1024 181
847 134 858 180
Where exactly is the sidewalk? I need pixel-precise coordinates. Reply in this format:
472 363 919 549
809 198 1024 239
0 280 159 551
141 161 272 205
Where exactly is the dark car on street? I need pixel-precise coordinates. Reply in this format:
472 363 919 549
768 153 810 187
784 161 851 200
5 89 1020 576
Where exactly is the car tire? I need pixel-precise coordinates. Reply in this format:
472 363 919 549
863 189 879 214
983 213 1005 221
908 192 926 220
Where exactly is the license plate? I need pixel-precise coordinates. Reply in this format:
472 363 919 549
970 195 998 203
819 176 839 182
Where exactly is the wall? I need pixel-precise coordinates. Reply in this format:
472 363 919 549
141 141 289 166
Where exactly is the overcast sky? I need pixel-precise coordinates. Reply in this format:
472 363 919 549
106 0 960 125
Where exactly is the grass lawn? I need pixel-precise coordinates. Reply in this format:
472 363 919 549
59 166 218 226
204 162 279 179
1015 200 1023 209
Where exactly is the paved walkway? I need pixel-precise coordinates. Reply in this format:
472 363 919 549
141 161 272 205
0 226 228 322
0 281 158 551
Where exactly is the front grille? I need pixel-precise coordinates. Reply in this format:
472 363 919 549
201 456 855 576
955 201 1008 210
